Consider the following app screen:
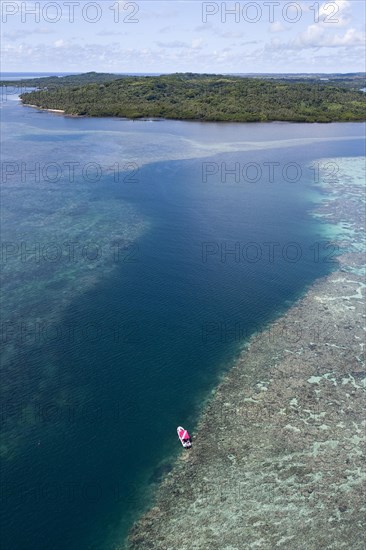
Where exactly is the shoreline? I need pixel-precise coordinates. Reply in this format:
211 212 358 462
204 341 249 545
125 158 365 549
23 103 66 114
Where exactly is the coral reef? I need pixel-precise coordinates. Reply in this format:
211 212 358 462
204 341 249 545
126 158 365 549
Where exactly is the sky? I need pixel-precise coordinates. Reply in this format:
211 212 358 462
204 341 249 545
1 0 365 73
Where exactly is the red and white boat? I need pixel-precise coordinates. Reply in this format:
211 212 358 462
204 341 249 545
177 426 192 448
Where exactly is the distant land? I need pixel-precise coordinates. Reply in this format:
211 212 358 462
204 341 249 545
2 72 365 123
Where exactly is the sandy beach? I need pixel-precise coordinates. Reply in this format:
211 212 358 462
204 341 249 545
126 158 365 550
23 104 65 113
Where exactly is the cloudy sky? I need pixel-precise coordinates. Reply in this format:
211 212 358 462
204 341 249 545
1 0 365 73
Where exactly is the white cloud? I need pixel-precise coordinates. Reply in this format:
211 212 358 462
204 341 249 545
191 38 203 50
156 40 188 49
155 39 204 51
54 39 65 48
267 2 363 53
317 0 352 27
293 24 364 48
1 0 364 73
267 0 362 52
325 27 364 47
269 22 288 33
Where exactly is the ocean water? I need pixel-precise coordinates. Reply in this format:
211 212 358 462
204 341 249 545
1 94 364 550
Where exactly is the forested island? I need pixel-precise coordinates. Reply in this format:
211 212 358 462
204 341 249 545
8 73 366 122
1 72 126 89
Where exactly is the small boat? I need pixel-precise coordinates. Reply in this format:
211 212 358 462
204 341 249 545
177 426 192 448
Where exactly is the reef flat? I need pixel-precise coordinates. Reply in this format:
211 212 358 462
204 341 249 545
126 157 365 550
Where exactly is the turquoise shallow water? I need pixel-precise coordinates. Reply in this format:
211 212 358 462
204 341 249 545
0 96 365 549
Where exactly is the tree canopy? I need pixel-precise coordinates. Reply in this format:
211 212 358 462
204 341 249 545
16 73 366 123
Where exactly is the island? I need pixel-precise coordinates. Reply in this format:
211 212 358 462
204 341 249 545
4 72 365 122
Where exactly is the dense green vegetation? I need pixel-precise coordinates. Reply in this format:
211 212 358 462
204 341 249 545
16 73 366 122
0 72 127 89
243 72 366 91
2 71 364 91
